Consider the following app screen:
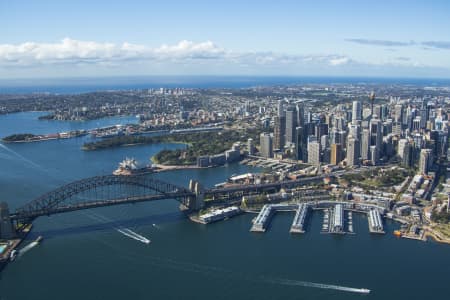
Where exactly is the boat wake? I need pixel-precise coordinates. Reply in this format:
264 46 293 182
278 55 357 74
18 241 39 258
0 143 45 170
117 228 151 244
265 278 370 294
85 212 151 244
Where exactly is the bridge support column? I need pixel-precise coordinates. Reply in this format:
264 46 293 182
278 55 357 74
0 202 16 239
187 180 205 211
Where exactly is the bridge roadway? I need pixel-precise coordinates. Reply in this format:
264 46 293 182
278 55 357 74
8 168 367 223
9 191 192 221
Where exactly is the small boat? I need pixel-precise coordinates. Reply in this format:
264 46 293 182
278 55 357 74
393 230 402 237
36 236 43 244
10 250 17 261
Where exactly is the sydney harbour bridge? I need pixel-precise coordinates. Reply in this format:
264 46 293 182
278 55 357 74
0 173 326 239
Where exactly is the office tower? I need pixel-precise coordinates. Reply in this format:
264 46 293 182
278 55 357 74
349 123 360 140
394 104 403 123
370 145 377 165
380 104 389 121
346 134 359 167
259 133 273 158
307 136 320 166
392 122 402 136
316 123 329 140
320 134 329 150
273 115 285 150
352 101 362 123
398 139 408 158
295 126 307 161
402 142 414 168
285 106 297 145
247 138 255 155
419 149 432 174
412 117 421 131
361 128 370 160
370 118 383 159
296 103 305 127
330 143 343 165
277 100 284 117
369 92 375 119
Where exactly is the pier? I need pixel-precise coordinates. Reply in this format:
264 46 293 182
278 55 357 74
290 204 309 233
330 204 345 234
250 204 298 232
368 209 385 234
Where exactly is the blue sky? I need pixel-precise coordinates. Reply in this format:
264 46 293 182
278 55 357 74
1 0 450 78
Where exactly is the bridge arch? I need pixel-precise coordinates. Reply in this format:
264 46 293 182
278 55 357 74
11 174 193 222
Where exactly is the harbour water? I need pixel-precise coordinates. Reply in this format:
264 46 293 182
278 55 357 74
1 112 450 299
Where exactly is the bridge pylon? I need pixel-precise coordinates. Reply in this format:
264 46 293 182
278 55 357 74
0 202 16 239
187 180 205 211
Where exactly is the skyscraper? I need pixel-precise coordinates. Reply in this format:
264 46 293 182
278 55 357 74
361 128 370 161
285 106 297 145
370 117 383 161
307 136 321 166
259 133 273 158
352 101 362 123
330 143 343 165
419 149 432 174
346 134 359 167
296 103 305 127
295 126 307 161
273 115 285 151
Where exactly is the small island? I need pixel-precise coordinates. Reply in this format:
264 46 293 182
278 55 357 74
2 133 37 142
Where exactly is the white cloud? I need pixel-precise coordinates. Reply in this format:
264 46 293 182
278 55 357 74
0 38 449 78
0 38 353 68
329 57 350 66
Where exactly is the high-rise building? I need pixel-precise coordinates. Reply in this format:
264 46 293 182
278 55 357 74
295 126 307 161
361 128 370 160
307 137 321 166
320 134 329 150
370 145 378 165
247 138 255 155
277 100 284 117
346 134 359 167
259 133 273 158
315 123 329 140
402 141 414 168
394 104 403 123
285 106 297 145
330 143 343 165
296 103 305 127
352 101 362 123
273 115 285 151
370 118 383 160
419 149 432 174
398 138 408 158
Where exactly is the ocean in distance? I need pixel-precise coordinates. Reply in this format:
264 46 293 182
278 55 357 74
1 75 450 94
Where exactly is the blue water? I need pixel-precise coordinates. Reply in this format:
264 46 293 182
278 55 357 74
0 111 138 138
0 112 450 300
1 76 449 94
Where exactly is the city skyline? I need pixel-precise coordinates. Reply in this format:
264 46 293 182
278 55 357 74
1 0 450 78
